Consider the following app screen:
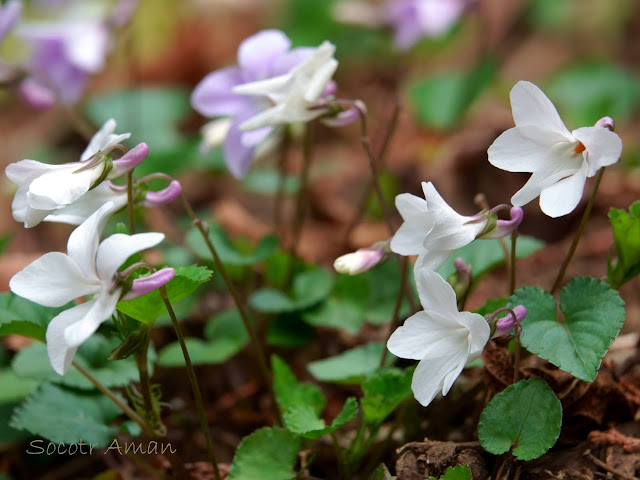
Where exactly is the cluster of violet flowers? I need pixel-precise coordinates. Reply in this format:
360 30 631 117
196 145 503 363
0 0 137 109
335 81 622 407
6 120 179 374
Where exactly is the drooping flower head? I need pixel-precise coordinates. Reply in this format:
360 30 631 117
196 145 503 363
390 181 523 270
9 202 174 374
334 241 390 275
488 81 623 218
191 29 342 179
387 267 490 406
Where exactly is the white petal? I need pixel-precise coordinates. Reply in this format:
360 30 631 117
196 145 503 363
416 250 451 272
64 24 109 72
414 267 459 316
95 232 165 281
5 159 56 186
44 183 128 225
27 166 98 206
488 125 571 173
387 310 463 360
455 311 491 360
233 74 290 100
63 288 120 348
46 301 94 375
510 81 571 136
572 126 623 177
81 118 131 161
411 341 468 407
9 252 99 307
539 162 588 218
67 202 115 280
389 193 431 255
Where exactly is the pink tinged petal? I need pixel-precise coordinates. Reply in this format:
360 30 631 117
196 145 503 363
479 207 523 239
28 165 102 206
81 119 131 161
45 183 128 225
144 180 181 206
223 119 257 178
410 338 468 406
0 0 22 42
334 248 385 275
63 288 121 348
572 126 622 177
539 161 588 218
595 116 614 130
9 252 99 307
387 310 465 361
191 67 249 118
110 143 149 177
487 125 572 173
509 81 571 136
321 106 359 128
121 268 175 300
19 77 56 109
414 267 459 316
237 29 291 79
241 126 273 148
66 202 115 280
46 301 94 375
389 193 432 255
494 305 527 338
96 232 165 281
455 311 490 359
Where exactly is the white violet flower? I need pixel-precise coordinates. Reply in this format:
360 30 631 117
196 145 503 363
390 181 523 270
232 41 339 131
9 202 174 375
387 267 490 407
488 81 623 218
5 118 147 227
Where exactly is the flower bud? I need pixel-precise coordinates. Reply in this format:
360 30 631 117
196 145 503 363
492 305 527 338
334 241 389 275
111 143 149 177
144 180 182 207
322 106 359 128
19 77 56 110
478 207 523 240
121 268 175 301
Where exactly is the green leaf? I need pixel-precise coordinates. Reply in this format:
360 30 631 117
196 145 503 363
547 62 640 127
284 397 358 439
608 201 640 288
510 278 625 382
251 269 334 313
370 464 393 480
0 369 39 404
303 298 364 334
478 378 562 460
227 427 300 480
364 261 412 325
438 235 545 280
272 355 326 416
361 368 413 425
10 383 123 446
243 169 300 195
12 335 153 390
0 292 71 341
409 59 495 129
429 465 472 480
308 343 394 384
158 309 249 367
117 265 212 324
187 225 279 267
266 314 315 348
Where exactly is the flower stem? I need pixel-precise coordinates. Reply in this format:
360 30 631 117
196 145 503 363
551 167 606 294
509 230 518 295
513 322 521 384
178 193 278 422
274 130 291 233
133 326 166 437
159 286 222 480
380 255 409 367
127 170 136 234
72 360 151 437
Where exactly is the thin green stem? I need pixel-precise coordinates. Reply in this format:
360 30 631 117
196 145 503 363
127 170 136 234
509 230 518 295
380 256 409 367
330 432 346 480
159 286 222 480
72 360 151 437
178 193 278 422
132 327 166 437
551 167 606 294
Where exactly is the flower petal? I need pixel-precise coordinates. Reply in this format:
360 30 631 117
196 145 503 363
415 249 451 272
121 268 175 300
27 164 97 206
95 232 165 281
191 67 251 118
0 0 22 42
539 161 588 218
46 300 94 374
414 267 459 316
45 183 128 225
64 24 109 72
411 340 467 406
238 29 291 80
455 311 490 359
9 252 99 307
67 201 115 280
223 119 257 179
510 81 571 136
572 126 622 177
389 193 431 255
63 288 120 348
488 125 570 173
81 118 131 161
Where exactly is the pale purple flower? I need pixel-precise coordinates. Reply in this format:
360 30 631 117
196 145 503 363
9 202 174 374
493 305 527 338
387 0 466 50
0 0 22 82
191 29 339 178
334 241 389 275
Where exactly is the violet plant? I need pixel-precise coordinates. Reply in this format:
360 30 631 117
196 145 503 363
0 4 638 480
